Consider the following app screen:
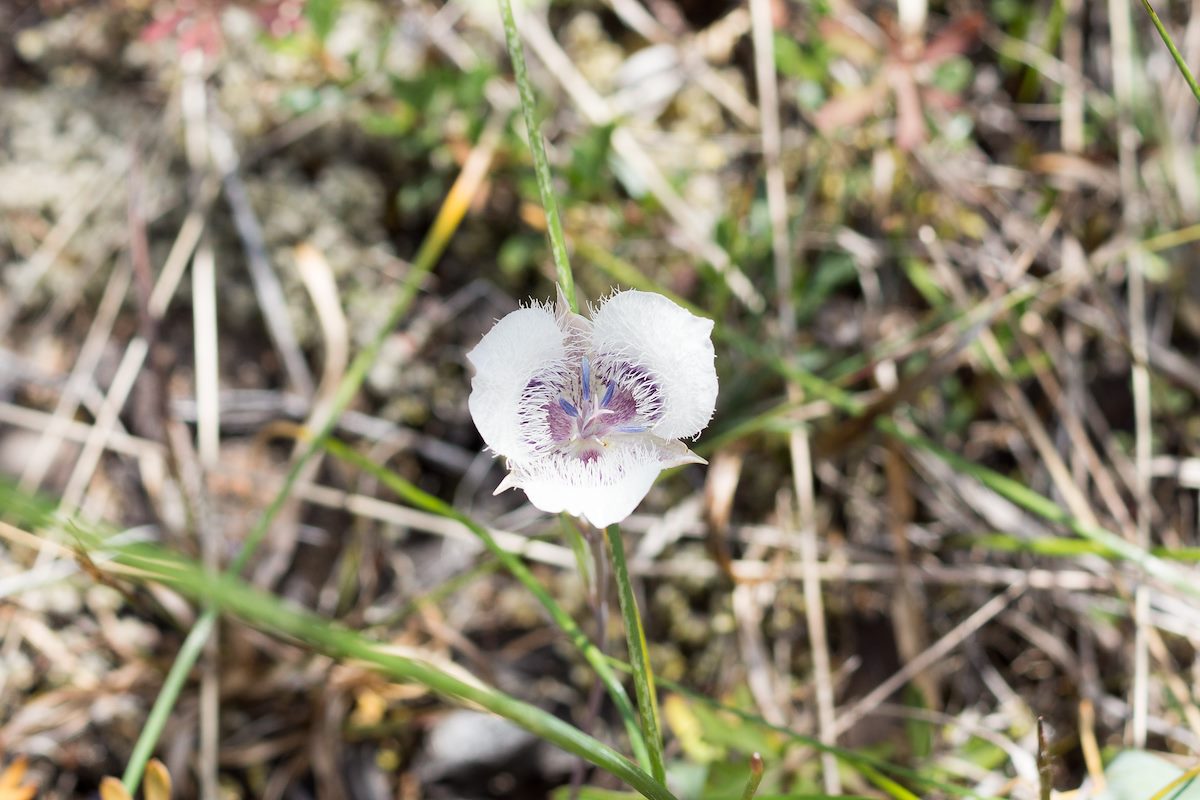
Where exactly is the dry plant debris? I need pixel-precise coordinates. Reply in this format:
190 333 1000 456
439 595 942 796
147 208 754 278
98 760 172 800
2 0 1200 797
0 758 38 800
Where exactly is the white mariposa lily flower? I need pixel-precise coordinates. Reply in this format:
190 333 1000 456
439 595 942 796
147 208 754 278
467 289 718 528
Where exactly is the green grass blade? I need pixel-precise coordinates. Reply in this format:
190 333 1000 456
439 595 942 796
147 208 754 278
855 762 923 800
119 112 508 794
120 614 215 789
498 0 578 312
103 543 676 800
605 658 995 798
322 438 652 771
605 524 666 785
969 532 1200 562
879 418 1200 600
1138 0 1200 106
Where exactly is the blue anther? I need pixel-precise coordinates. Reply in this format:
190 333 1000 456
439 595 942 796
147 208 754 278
558 398 579 417
581 356 592 397
600 381 615 408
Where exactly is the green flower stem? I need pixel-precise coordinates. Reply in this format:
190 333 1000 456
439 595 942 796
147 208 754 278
322 439 652 772
227 426 979 800
121 114 507 794
739 754 764 800
1139 0 1200 106
108 546 676 800
605 524 666 785
497 0 578 313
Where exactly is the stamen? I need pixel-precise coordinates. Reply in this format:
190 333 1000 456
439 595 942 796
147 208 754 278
547 356 654 457
600 381 615 408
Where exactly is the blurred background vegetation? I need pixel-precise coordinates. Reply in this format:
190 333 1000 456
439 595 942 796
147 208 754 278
2 0 1200 797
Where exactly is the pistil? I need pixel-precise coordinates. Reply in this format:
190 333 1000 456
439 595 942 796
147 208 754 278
550 356 645 458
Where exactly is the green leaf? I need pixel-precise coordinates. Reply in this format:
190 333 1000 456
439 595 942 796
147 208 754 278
1095 750 1200 800
551 788 642 800
932 56 973 95
305 0 341 42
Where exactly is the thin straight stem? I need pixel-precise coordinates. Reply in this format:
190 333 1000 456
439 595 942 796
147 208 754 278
1109 0 1152 748
605 524 666 784
568 529 611 799
750 0 840 790
1139 0 1200 105
497 0 578 312
121 614 215 792
1037 718 1052 800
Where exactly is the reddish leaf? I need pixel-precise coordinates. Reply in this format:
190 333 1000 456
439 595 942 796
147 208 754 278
920 12 984 65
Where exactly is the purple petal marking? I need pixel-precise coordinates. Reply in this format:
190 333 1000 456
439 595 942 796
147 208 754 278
602 385 638 426
600 359 665 425
546 400 574 442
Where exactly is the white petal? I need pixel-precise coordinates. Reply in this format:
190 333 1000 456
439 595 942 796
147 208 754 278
590 291 718 440
519 459 662 528
466 305 566 461
502 435 691 527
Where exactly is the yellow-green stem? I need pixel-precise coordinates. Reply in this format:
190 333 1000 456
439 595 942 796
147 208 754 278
1147 764 1200 800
